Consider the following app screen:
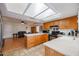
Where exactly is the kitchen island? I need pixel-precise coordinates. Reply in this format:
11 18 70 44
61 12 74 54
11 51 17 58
24 33 48 48
43 36 79 56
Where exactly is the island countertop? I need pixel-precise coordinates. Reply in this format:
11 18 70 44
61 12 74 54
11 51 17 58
43 36 79 56
24 33 47 36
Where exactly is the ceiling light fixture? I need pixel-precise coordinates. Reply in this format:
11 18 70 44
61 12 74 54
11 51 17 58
21 21 25 24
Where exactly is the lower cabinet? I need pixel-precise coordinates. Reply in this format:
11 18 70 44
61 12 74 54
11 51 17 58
25 34 48 48
45 46 64 56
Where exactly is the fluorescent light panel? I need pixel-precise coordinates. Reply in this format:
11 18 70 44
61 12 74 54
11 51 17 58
5 3 29 14
25 3 48 17
5 3 58 22
42 13 61 21
35 9 56 19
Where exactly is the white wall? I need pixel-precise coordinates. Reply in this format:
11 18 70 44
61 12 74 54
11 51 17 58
3 22 13 38
3 17 31 38
36 26 40 32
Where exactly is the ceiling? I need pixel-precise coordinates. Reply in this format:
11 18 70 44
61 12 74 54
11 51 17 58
0 3 79 23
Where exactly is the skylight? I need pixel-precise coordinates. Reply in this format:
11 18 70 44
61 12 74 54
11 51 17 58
5 3 28 14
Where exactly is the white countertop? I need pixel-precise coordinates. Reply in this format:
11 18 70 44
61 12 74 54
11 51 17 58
24 33 47 36
43 36 79 56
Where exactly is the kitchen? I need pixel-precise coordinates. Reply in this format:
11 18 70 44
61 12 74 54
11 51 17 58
0 3 79 56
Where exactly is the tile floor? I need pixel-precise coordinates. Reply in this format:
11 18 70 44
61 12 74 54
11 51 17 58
3 44 45 56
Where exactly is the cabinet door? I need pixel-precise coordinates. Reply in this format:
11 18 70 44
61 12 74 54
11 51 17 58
71 16 78 30
27 36 36 48
31 27 36 33
27 36 35 44
35 35 40 44
43 34 48 42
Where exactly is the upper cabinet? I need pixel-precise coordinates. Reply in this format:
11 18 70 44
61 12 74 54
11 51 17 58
43 16 78 30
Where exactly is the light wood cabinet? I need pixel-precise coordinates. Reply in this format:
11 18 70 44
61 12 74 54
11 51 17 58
25 34 48 48
31 27 37 33
43 16 78 30
45 46 64 56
